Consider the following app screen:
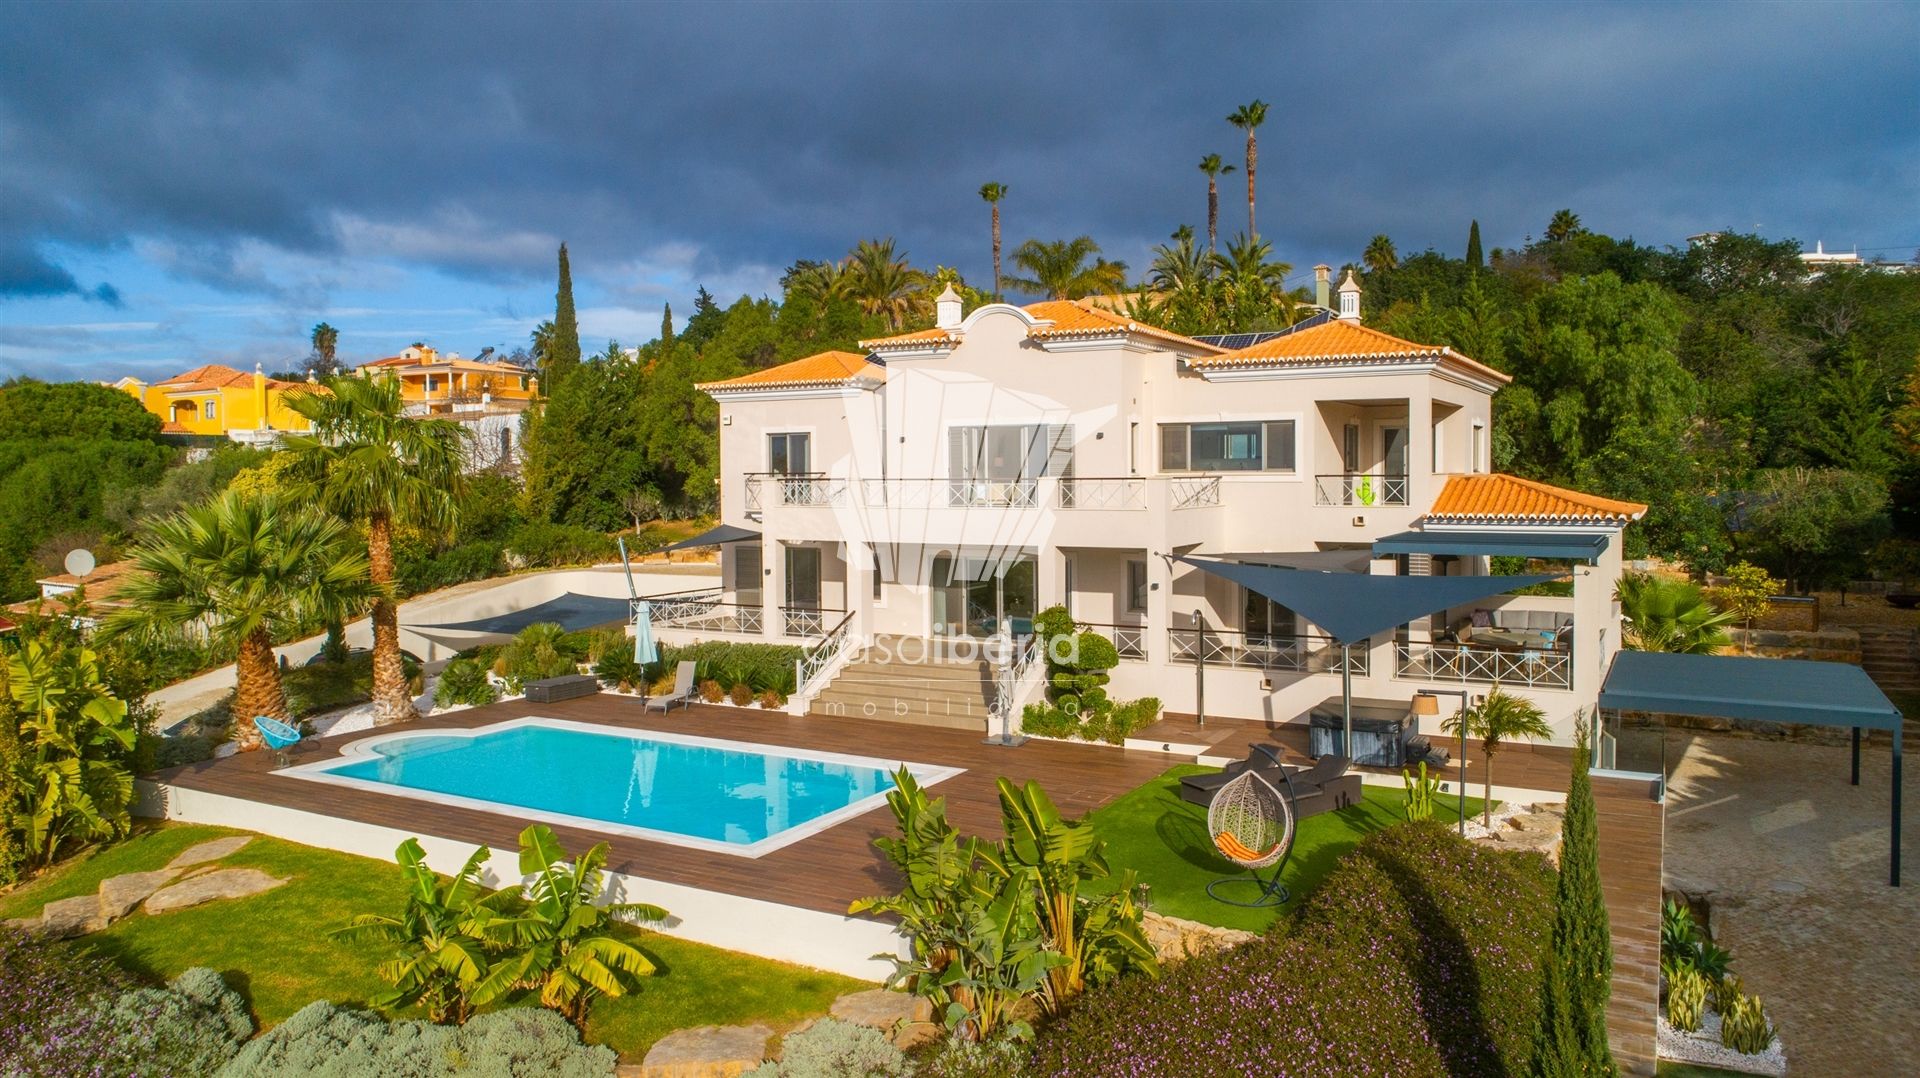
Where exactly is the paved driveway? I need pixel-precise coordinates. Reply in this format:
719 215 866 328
1662 732 1918 1075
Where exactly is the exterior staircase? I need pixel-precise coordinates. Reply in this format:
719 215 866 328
807 637 999 732
1857 627 1919 736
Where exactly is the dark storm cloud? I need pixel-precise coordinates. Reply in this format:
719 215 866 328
1 0 1915 298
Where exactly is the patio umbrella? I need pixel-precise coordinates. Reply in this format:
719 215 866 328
631 600 659 665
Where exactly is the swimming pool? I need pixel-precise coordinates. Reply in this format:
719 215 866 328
280 717 963 857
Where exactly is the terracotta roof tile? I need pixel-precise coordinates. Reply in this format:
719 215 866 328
1189 319 1509 382
698 350 886 391
860 300 1220 354
1428 473 1647 524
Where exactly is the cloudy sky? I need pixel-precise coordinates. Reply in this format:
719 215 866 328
3 0 1915 380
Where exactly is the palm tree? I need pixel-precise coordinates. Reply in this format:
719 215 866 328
1150 226 1212 298
846 238 927 330
1363 234 1399 275
1545 209 1584 243
1226 100 1270 239
1211 233 1294 329
308 322 341 377
979 183 1009 299
1197 154 1236 253
529 320 556 366
1004 236 1128 300
1616 572 1736 654
1443 688 1553 826
285 376 466 726
105 492 376 751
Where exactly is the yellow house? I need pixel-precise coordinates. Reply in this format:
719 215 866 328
355 345 539 413
115 364 318 442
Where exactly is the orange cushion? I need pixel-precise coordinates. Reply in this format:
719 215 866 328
1213 831 1275 862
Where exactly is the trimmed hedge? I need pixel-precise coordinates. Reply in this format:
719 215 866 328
1023 822 1555 1077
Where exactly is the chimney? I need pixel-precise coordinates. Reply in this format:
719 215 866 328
1336 269 1363 322
935 283 963 330
1314 264 1332 309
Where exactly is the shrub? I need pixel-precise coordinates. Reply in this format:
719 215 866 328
0 926 127 1075
221 1000 617 1077
1666 966 1706 1032
747 1018 907 1077
151 732 218 770
653 641 803 695
91 966 253 1076
1020 704 1078 739
755 689 786 710
1709 972 1742 1016
396 540 503 597
283 651 421 718
593 650 644 691
435 658 499 708
698 679 725 703
505 522 618 569
1028 822 1555 1077
493 623 579 688
914 1035 1029 1078
728 682 755 707
1720 993 1773 1054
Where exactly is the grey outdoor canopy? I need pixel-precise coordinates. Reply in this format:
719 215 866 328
410 592 633 637
658 523 761 552
1171 554 1566 645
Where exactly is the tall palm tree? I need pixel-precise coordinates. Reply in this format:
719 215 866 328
1197 154 1235 253
308 322 341 377
1363 234 1399 275
847 238 927 330
1226 100 1270 239
978 183 1009 299
1211 233 1294 329
1150 226 1212 298
1003 236 1128 300
105 493 376 751
285 376 467 725
1616 572 1736 654
1545 209 1584 243
529 320 556 366
1443 688 1553 827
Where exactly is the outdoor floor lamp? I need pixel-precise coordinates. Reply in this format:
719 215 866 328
1413 689 1473 836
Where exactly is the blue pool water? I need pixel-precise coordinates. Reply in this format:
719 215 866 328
301 720 913 851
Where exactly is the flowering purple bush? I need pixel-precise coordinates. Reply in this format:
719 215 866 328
0 927 127 1077
1022 822 1555 1077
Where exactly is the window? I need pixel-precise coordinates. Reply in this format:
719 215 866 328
733 544 763 607
1244 589 1298 644
1343 423 1360 472
768 432 811 475
203 400 217 421
1128 421 1140 475
1470 422 1486 474
1127 560 1149 614
1158 421 1295 472
948 424 1072 481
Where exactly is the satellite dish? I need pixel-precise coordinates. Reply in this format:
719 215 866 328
64 548 96 578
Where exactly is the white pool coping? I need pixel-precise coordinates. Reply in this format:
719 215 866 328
275 715 965 859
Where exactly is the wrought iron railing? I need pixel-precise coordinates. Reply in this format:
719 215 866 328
1166 626 1367 674
1079 621 1147 660
1169 475 1221 509
1394 642 1571 690
1314 473 1409 507
1055 477 1147 510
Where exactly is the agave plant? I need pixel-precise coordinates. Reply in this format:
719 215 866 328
330 839 520 1024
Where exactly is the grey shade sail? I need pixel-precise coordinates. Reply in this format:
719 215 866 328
659 523 761 552
1214 549 1374 573
411 592 632 636
1373 529 1609 563
1173 555 1564 645
1599 650 1902 730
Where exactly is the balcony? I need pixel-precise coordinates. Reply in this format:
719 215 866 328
1314 473 1409 507
744 473 847 512
1394 642 1571 690
651 590 765 635
1056 477 1147 510
1080 621 1147 660
1167 627 1367 675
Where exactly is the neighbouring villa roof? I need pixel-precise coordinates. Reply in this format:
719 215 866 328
698 350 887 392
1188 320 1509 383
1427 473 1648 525
859 300 1224 355
153 364 307 393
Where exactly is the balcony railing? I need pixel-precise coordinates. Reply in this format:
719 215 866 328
1167 627 1367 675
745 473 846 511
1314 473 1409 507
1080 621 1147 660
1395 642 1571 690
857 478 1041 508
1170 475 1221 509
650 592 765 635
1056 477 1147 510
779 605 846 638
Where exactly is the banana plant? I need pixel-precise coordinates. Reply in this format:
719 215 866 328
330 838 520 1024
850 768 980 1017
934 861 1063 1043
5 641 137 869
485 824 667 1028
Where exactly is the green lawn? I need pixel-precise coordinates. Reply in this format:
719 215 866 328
1 823 867 1060
1084 765 1494 933
1657 1063 1754 1077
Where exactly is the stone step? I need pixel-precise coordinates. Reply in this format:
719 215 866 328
805 700 986 732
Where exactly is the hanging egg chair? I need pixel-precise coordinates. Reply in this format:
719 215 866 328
1205 767 1297 907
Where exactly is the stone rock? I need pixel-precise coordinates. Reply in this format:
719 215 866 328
164 836 252 871
3 916 44 935
1507 812 1564 834
40 894 107 938
1140 911 1259 964
144 868 286 914
892 1021 943 1052
829 988 931 1033
97 869 180 920
637 1024 772 1078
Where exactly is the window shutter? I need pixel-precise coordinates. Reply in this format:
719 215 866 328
1160 424 1188 471
948 427 972 480
1044 424 1075 477
1264 420 1296 471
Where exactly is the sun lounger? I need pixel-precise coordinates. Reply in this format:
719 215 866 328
644 661 698 712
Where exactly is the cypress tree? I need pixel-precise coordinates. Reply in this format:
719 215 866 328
1467 219 1484 270
547 242 582 386
661 301 674 343
1531 718 1616 1076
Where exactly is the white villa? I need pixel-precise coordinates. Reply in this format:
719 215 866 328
675 271 1646 752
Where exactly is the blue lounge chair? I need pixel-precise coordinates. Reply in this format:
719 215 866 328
253 715 302 766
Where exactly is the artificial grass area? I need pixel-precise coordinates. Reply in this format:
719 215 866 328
1083 765 1495 933
0 823 867 1060
1657 1063 1755 1078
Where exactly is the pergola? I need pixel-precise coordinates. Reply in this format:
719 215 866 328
1599 649 1906 886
